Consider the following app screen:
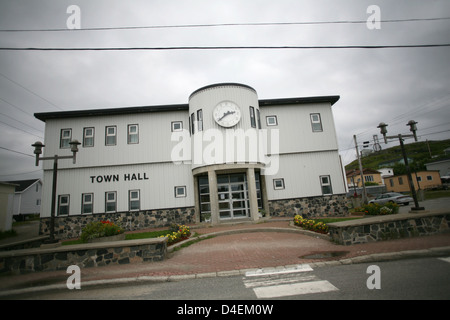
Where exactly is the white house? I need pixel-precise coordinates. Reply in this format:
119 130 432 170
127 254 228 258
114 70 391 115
34 83 348 239
7 179 42 220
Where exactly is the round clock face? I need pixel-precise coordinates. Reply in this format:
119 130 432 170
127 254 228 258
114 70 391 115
213 101 241 127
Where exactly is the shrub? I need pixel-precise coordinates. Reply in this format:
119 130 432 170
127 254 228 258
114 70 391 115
80 220 124 242
294 215 329 234
160 224 191 245
356 202 399 215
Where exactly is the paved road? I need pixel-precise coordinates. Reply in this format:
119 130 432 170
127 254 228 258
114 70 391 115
6 256 450 300
398 197 450 213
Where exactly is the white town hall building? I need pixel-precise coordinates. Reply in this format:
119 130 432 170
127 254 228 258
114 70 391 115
34 83 348 239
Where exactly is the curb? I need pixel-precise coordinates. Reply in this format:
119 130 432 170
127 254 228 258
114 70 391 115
1 245 449 298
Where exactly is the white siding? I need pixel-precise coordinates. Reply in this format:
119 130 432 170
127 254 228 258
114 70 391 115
42 111 189 170
40 162 194 218
264 151 346 200
260 102 338 154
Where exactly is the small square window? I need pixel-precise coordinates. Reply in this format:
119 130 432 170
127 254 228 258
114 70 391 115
60 129 72 148
129 190 140 211
310 113 323 132
175 186 187 198
320 175 333 195
273 178 285 190
171 121 183 132
58 195 70 215
266 116 278 126
105 191 117 212
83 127 94 147
128 124 139 144
82 193 93 214
105 126 117 146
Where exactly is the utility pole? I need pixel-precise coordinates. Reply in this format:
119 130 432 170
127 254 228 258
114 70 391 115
353 135 368 204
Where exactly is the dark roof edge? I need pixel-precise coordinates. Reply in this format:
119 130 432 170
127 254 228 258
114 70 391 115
34 95 340 122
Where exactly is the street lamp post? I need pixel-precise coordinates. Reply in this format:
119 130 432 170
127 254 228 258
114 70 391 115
32 140 81 243
377 121 425 212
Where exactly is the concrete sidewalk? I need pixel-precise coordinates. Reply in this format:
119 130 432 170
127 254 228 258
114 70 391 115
0 217 449 297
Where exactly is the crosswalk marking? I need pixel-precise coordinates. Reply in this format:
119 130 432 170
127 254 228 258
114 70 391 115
243 264 338 299
438 256 450 264
253 280 339 299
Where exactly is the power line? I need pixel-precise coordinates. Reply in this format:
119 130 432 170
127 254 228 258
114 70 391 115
1 44 449 51
0 146 34 158
1 17 449 32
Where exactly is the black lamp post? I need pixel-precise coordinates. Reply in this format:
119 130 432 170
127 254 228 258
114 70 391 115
32 140 81 243
377 121 425 211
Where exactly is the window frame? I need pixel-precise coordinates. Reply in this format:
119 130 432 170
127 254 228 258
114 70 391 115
58 194 70 216
273 178 285 190
129 189 140 211
60 128 72 149
249 106 256 128
81 193 93 214
310 113 323 132
105 191 117 213
127 124 139 144
190 113 195 134
256 109 261 129
320 175 333 195
171 121 183 132
83 127 95 147
266 115 278 126
197 109 203 131
105 126 117 146
174 186 187 198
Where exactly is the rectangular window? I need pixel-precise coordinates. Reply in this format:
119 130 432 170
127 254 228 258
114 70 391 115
128 124 139 144
83 127 94 147
105 126 117 146
256 109 261 129
389 179 394 187
129 190 140 211
398 177 404 185
273 178 285 190
249 106 256 128
310 113 323 132
190 113 195 134
416 176 422 182
60 129 72 148
427 175 433 181
364 175 374 182
58 195 70 215
266 115 278 126
171 121 183 132
175 186 187 198
82 193 93 214
197 109 203 131
320 175 332 195
105 191 117 212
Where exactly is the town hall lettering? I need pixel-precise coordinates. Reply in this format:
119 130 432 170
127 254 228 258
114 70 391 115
90 173 149 183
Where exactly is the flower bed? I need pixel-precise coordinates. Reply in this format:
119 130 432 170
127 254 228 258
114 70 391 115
80 220 124 243
355 202 399 215
294 215 329 234
159 224 191 245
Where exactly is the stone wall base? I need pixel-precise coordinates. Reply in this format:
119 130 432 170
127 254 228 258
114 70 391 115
328 212 450 245
0 238 167 274
268 194 349 218
39 207 195 240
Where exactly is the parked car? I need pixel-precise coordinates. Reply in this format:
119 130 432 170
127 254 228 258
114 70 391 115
369 192 413 206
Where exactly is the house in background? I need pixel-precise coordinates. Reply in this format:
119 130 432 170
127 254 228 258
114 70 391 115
346 168 383 188
0 182 17 231
7 179 42 221
385 170 442 193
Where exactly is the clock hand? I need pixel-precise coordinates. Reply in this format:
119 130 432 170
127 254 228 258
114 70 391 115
218 111 235 121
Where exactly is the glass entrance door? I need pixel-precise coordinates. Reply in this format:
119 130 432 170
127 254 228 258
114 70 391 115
217 173 249 220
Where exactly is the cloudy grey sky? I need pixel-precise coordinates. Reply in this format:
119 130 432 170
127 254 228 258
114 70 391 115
0 0 449 181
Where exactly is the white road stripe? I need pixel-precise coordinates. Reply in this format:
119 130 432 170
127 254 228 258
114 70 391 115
253 280 339 299
438 256 450 263
244 273 319 288
245 264 313 277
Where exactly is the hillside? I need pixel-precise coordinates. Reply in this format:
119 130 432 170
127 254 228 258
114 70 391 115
345 139 450 172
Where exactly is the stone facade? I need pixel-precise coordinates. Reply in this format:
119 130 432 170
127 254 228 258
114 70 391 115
39 207 195 240
0 238 167 274
328 212 450 245
268 194 349 218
